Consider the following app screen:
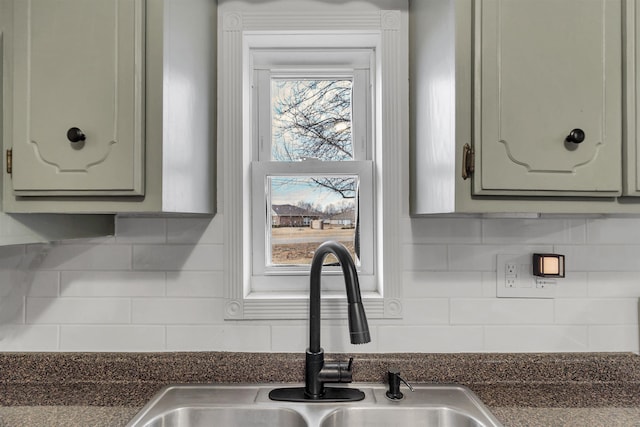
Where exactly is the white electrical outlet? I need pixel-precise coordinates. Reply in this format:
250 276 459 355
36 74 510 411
497 254 556 298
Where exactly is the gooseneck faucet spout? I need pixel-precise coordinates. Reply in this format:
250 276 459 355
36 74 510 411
269 241 371 402
309 241 371 353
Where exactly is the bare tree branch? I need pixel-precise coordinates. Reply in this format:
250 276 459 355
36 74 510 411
272 80 353 163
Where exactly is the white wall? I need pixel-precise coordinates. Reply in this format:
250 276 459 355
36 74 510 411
0 214 638 353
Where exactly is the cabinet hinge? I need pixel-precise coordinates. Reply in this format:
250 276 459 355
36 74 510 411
6 149 12 175
462 143 474 180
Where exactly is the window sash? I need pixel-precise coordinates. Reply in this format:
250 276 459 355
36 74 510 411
251 160 375 283
250 54 375 291
254 68 371 162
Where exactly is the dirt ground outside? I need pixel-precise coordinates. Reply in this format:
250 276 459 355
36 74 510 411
271 226 356 265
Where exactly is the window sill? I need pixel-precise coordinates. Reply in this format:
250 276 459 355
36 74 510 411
225 292 402 320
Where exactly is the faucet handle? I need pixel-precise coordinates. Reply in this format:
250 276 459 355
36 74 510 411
321 357 354 384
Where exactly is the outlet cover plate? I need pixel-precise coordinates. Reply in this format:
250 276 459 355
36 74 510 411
497 254 556 298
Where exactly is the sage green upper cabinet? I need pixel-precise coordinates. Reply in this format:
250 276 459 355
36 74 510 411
0 21 114 245
2 0 216 214
625 0 640 196
11 0 144 197
410 0 632 214
476 0 621 197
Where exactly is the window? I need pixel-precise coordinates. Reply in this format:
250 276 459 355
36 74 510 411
251 50 376 292
220 8 406 320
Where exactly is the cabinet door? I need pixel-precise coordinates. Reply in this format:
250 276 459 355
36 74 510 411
11 0 144 196
476 0 622 196
635 0 640 194
626 0 640 196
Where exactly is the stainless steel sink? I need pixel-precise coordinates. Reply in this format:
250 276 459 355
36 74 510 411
321 407 490 427
137 406 307 427
126 383 503 427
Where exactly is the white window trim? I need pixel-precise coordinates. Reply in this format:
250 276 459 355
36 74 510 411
221 9 406 320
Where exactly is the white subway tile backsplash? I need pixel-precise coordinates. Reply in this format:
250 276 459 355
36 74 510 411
377 326 484 352
553 272 589 298
404 271 484 298
555 299 639 325
131 298 224 324
133 244 224 271
115 217 166 243
60 325 165 351
0 271 23 297
484 326 588 352
448 244 552 271
588 325 640 352
166 271 225 297
54 235 116 245
61 271 166 297
0 270 57 299
167 325 271 351
38 245 132 271
403 217 482 244
26 297 131 324
556 245 640 272
0 215 636 352
448 245 498 271
270 325 308 352
0 245 26 268
167 217 223 244
318 324 378 353
586 218 640 244
402 245 448 271
481 272 498 298
401 298 449 324
588 272 640 297
27 272 60 297
264 325 306 352
271 323 377 353
0 295 25 325
451 298 554 325
0 325 59 351
482 218 585 244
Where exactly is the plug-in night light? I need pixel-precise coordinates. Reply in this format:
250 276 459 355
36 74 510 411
532 253 565 278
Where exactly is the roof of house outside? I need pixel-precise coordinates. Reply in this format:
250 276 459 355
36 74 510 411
271 204 322 217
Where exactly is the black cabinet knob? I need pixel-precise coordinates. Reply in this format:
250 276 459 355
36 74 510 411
67 127 86 143
566 128 585 144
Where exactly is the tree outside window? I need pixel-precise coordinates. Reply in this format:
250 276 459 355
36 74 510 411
268 79 359 266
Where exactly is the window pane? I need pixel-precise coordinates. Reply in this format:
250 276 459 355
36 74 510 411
268 175 359 266
271 79 353 161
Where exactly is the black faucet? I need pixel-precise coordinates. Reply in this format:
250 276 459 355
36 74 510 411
269 241 371 402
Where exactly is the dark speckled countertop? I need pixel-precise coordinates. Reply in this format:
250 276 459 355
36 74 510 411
0 352 638 426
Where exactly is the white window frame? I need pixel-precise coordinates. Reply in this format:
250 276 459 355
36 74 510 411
251 52 376 291
221 9 406 320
